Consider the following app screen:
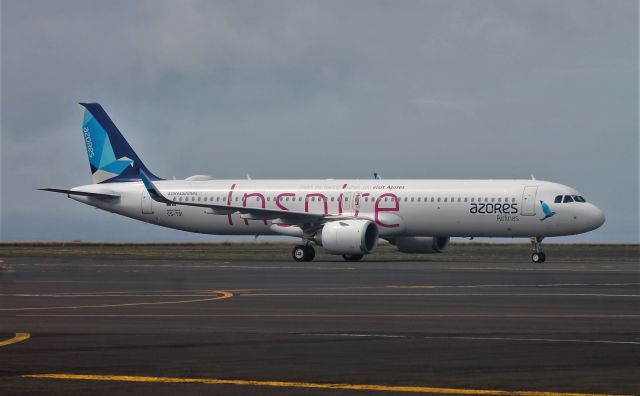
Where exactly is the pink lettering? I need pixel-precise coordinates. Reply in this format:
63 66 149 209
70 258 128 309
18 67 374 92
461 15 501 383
375 193 400 228
275 193 296 227
227 183 236 225
243 192 267 225
354 192 370 217
305 193 328 215
338 183 348 215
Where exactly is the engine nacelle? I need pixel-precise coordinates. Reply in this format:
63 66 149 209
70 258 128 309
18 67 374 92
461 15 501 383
319 220 379 255
393 236 450 253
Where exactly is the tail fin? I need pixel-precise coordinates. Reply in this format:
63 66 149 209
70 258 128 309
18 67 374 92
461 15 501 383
79 102 161 184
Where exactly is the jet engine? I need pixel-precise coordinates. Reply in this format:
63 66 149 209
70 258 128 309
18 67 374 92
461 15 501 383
318 220 379 255
392 236 450 253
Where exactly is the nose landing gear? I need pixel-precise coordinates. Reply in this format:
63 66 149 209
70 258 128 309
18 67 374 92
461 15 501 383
530 237 546 263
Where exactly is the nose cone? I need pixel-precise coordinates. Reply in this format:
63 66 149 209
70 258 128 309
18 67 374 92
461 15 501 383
587 204 605 231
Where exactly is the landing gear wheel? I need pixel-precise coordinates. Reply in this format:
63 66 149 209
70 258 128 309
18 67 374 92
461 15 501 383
342 254 364 262
306 245 316 261
531 252 546 263
292 245 315 262
530 237 546 263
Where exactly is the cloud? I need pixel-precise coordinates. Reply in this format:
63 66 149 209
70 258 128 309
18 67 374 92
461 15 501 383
1 0 637 242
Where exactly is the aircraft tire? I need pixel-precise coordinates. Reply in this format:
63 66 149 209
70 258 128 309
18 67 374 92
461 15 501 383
305 245 316 262
342 254 364 262
293 245 315 262
531 252 546 263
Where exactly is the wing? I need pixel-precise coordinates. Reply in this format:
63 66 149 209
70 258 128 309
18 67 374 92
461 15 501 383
39 188 120 199
139 169 336 226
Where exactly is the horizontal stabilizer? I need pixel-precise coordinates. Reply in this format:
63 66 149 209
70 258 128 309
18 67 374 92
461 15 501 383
39 188 120 199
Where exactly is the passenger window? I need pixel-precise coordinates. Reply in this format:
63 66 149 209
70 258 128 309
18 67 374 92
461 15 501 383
444 197 448 202
437 197 441 202
491 197 495 203
470 197 474 202
417 197 421 202
497 198 501 203
563 195 574 203
573 195 586 203
411 197 414 202
430 197 434 202
464 197 468 202
512 198 516 203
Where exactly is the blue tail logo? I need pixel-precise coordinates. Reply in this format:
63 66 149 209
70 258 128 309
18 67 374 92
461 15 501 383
80 103 161 184
539 200 556 221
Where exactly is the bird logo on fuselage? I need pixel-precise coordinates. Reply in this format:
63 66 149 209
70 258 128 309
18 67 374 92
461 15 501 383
540 200 556 221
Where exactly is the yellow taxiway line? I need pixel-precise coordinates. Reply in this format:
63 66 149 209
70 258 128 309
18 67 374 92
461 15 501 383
21 374 631 396
0 333 30 347
0 290 233 311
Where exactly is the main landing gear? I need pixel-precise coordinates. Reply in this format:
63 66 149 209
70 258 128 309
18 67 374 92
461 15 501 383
292 244 315 262
530 237 546 263
342 254 363 262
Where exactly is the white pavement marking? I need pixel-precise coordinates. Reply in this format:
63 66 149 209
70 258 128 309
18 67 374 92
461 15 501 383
386 283 640 289
303 333 407 338
423 336 640 345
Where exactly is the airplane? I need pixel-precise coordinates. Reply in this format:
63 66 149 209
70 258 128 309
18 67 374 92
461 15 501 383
41 103 605 263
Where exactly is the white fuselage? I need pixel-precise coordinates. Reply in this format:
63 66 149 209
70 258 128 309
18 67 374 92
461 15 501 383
70 179 605 239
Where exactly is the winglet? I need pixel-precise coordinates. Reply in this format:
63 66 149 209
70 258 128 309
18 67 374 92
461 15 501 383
139 168 170 204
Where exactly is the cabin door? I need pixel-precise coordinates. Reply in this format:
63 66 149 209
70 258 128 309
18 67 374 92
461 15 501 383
521 186 538 216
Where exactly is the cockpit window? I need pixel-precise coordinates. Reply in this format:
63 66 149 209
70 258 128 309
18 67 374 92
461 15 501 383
563 195 574 203
554 195 563 203
573 195 586 203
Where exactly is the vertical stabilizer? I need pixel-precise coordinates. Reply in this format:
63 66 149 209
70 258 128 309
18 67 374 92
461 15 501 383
79 103 161 183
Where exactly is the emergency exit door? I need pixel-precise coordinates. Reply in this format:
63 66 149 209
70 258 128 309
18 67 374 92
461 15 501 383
141 192 154 214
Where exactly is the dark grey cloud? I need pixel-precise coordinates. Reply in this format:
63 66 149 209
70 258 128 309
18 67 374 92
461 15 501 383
2 0 638 242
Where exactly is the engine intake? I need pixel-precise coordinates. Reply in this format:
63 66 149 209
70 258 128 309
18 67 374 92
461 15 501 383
393 236 450 253
319 220 379 255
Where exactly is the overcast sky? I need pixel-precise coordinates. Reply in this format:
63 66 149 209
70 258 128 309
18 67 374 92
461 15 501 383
1 0 638 243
